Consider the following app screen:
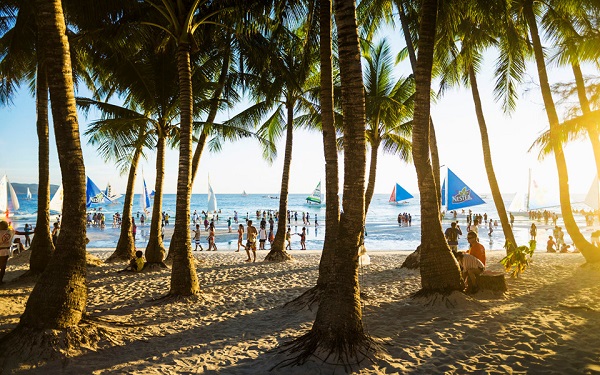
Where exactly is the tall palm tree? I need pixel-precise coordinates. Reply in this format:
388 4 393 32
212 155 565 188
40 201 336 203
522 0 600 262
283 0 376 365
0 0 54 274
361 38 413 213
411 0 462 293
16 0 88 331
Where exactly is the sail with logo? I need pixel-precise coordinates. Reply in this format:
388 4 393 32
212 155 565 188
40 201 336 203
86 176 111 208
440 168 485 211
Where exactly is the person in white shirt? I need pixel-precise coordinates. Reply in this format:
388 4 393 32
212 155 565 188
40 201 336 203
455 251 485 293
0 220 15 284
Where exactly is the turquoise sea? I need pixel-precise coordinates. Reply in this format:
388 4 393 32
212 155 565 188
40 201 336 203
6 192 592 251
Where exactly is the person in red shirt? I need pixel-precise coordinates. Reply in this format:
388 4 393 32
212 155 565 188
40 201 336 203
466 231 486 266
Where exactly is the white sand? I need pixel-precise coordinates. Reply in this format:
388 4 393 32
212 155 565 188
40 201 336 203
1 248 600 374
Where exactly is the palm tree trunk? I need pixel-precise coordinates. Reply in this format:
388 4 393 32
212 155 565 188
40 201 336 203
364 140 380 214
20 0 88 328
169 43 200 295
398 0 442 206
27 63 54 274
572 64 600 182
316 0 339 289
265 102 294 261
468 66 516 251
302 0 372 358
524 2 600 262
145 134 167 264
106 140 141 263
412 0 462 292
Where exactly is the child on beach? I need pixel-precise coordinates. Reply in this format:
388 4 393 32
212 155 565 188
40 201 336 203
237 224 245 252
296 227 307 250
258 224 267 250
245 220 257 262
193 224 204 251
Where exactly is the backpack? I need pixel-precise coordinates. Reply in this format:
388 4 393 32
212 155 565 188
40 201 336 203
447 228 458 243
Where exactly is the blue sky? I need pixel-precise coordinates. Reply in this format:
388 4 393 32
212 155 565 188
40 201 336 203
0 33 596 198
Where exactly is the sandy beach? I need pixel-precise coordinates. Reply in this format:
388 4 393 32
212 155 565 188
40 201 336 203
1 247 600 374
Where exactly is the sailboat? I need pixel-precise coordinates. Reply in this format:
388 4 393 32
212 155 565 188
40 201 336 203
208 177 218 212
86 176 111 208
140 175 151 215
508 169 560 213
241 190 248 197
104 181 123 202
306 181 322 205
26 187 33 200
440 168 485 211
49 184 64 213
585 175 599 210
389 183 414 205
0 175 20 216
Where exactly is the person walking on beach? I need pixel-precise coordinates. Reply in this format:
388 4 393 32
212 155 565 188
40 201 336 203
0 220 15 283
296 227 307 250
466 231 486 266
245 220 257 262
444 222 462 252
208 222 217 251
268 228 275 248
530 223 537 241
23 224 32 247
285 227 292 250
237 224 245 252
193 224 204 251
258 224 267 250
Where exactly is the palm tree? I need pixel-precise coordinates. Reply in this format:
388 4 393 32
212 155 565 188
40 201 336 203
522 0 600 262
0 0 54 274
14 0 88 333
283 0 376 366
361 38 413 213
410 0 462 293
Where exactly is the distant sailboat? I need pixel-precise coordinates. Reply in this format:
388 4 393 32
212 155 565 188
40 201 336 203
508 169 560 213
208 177 218 212
104 181 123 202
26 187 32 200
306 181 322 205
140 175 151 215
0 175 20 216
585 175 599 210
440 168 485 211
49 184 64 213
389 183 413 205
241 190 248 197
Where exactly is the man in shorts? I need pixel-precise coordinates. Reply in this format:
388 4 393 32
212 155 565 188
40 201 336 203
245 220 258 262
193 224 203 251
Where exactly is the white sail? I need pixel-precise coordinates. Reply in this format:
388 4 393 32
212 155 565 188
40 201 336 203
208 177 218 212
306 181 322 204
0 175 20 213
585 175 599 210
26 187 32 200
140 176 151 214
49 184 64 213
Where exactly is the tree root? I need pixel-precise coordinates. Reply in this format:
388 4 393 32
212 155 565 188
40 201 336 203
150 292 203 305
283 285 323 311
264 250 294 262
0 319 121 372
272 329 381 372
411 289 469 308
142 262 169 271
104 254 130 264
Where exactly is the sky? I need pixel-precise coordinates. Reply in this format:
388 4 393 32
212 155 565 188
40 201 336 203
0 29 597 199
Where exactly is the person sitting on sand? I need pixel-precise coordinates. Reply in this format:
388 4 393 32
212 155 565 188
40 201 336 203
193 224 204 251
455 251 485 293
245 220 257 262
11 238 25 255
466 231 486 266
546 236 556 253
0 220 15 284
120 250 146 272
560 243 570 253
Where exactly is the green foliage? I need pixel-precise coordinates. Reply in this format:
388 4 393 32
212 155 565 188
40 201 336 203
501 240 536 277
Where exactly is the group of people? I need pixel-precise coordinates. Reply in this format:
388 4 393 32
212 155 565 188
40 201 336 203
444 221 487 293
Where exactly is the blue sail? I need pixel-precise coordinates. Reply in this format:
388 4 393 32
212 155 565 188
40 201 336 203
445 168 485 210
141 177 151 213
86 176 107 208
390 183 413 202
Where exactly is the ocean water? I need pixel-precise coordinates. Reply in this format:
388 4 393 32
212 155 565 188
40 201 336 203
6 193 592 251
